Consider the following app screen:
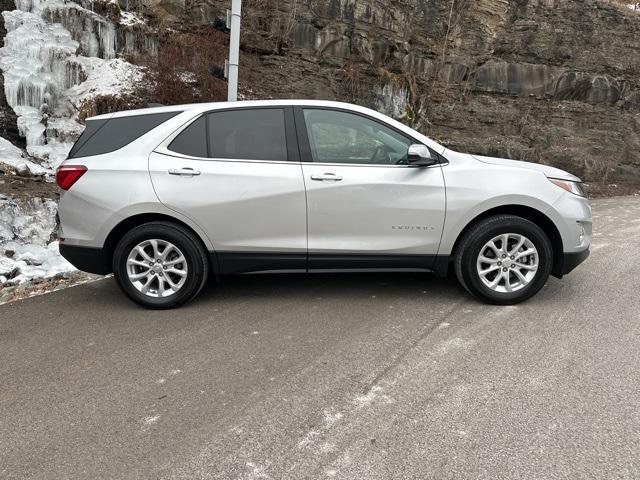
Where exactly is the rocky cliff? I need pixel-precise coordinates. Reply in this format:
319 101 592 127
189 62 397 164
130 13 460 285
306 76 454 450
0 0 23 148
1 0 639 183
158 0 640 183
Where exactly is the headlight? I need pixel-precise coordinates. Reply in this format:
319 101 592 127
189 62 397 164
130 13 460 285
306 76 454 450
548 178 586 197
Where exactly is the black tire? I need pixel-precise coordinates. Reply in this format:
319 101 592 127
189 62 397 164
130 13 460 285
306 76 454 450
112 221 209 309
454 215 553 305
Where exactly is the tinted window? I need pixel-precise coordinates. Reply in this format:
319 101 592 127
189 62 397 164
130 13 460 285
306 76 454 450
208 109 287 161
168 116 207 157
69 112 180 159
303 109 411 165
66 118 107 159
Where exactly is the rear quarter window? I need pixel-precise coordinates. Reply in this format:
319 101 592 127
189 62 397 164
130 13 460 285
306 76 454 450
68 111 180 159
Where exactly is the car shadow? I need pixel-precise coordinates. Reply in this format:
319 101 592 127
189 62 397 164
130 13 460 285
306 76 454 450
196 271 467 304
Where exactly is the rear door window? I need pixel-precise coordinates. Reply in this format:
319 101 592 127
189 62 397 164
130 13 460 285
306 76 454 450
68 112 180 159
207 108 287 161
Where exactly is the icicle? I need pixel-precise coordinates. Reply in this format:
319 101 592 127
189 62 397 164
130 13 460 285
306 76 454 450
146 36 158 57
15 0 39 13
60 59 85 90
14 78 56 109
97 21 117 59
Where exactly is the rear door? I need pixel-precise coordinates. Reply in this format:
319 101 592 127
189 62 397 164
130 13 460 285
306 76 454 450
295 107 446 271
149 107 307 273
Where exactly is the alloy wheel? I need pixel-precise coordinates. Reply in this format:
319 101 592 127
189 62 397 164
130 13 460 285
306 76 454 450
126 239 188 298
476 233 539 293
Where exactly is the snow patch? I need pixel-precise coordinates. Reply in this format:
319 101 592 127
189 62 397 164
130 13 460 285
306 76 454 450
374 82 425 127
120 10 144 26
299 410 344 451
354 385 383 407
65 56 142 106
178 70 197 84
0 137 47 175
437 337 474 355
323 410 343 428
319 442 337 454
8 241 74 284
298 430 320 448
375 83 409 118
0 257 18 279
143 415 160 425
0 196 55 243
245 462 271 479
0 196 75 285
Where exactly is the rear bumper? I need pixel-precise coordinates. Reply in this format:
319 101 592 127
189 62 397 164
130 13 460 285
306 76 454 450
59 244 112 275
553 248 589 278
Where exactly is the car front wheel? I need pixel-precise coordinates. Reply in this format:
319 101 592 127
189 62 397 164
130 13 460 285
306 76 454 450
454 215 553 305
113 222 209 309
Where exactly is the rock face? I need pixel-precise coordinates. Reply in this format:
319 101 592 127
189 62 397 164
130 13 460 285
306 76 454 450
0 0 24 148
158 0 640 183
2 0 637 183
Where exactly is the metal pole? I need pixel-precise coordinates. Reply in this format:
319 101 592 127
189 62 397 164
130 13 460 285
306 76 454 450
227 0 241 101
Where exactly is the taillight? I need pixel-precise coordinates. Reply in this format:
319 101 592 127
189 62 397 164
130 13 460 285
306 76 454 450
56 165 87 190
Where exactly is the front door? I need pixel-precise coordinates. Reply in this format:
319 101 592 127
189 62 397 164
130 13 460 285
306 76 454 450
295 107 446 271
149 107 307 274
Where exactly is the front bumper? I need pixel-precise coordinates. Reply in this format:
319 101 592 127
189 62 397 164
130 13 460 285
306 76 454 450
59 244 112 275
553 248 590 278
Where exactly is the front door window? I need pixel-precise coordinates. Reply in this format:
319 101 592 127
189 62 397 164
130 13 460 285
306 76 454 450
302 109 411 165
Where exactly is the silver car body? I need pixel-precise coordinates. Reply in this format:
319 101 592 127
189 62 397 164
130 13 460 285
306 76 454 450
58 100 591 277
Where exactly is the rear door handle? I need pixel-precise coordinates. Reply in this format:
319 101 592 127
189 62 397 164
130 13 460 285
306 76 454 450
168 168 201 176
310 173 342 182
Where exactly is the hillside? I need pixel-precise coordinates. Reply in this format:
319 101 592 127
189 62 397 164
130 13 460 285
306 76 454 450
144 0 640 183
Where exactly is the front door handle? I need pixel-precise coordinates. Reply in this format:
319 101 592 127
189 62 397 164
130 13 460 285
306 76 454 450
310 173 343 182
168 168 201 176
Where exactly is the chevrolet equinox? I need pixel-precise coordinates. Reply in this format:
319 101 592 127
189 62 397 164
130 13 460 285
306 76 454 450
56 100 591 308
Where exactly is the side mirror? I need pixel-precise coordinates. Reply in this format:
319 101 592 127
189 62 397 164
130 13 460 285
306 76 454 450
407 144 437 167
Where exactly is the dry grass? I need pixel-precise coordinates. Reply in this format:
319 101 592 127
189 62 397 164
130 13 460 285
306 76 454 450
130 28 229 106
76 94 144 123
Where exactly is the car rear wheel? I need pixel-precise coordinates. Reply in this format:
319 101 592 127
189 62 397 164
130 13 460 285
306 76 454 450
454 215 553 305
113 222 209 309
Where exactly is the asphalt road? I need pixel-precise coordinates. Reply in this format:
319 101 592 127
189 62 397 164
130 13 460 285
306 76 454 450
1 197 640 480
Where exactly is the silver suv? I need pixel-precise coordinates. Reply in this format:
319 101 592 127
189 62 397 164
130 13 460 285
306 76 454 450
56 100 591 309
